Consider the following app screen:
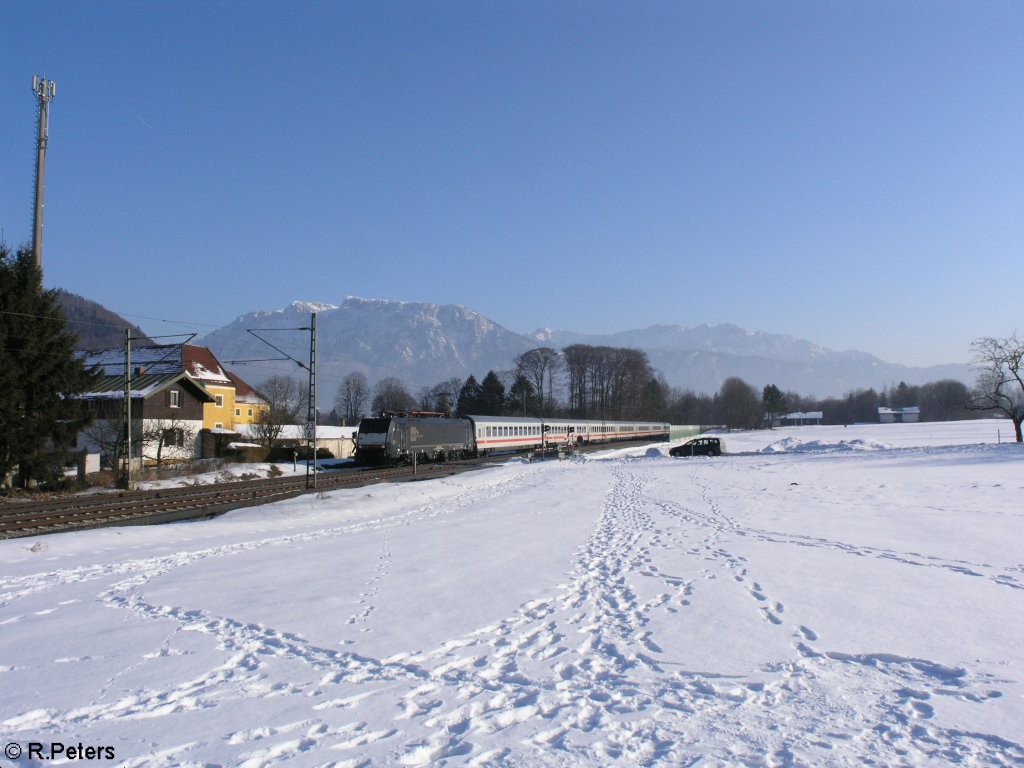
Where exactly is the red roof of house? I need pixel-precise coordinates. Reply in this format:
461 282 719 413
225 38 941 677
181 344 232 385
226 370 265 403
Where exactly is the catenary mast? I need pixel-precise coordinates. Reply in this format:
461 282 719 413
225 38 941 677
31 75 56 271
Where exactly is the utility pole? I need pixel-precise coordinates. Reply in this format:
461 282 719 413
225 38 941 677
245 316 317 487
122 329 133 490
31 75 56 272
306 312 317 489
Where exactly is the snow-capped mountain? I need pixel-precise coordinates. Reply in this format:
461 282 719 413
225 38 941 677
198 298 533 394
198 298 970 398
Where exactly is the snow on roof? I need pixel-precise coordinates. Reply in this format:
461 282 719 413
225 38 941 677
783 411 824 419
80 344 249 391
182 345 232 385
78 372 214 402
878 407 921 414
80 344 183 376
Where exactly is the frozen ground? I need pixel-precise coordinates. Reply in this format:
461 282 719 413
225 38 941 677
1 419 1022 766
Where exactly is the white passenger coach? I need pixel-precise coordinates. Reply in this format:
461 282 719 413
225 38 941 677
467 415 670 456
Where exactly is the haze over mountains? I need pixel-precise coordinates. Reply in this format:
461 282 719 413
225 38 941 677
193 297 970 398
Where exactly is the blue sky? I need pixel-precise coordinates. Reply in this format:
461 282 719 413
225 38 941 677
2 1 1021 367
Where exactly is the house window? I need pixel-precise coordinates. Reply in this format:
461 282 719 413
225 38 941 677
215 422 223 429
169 390 180 408
247 408 253 417
215 394 224 408
162 428 184 448
235 408 241 416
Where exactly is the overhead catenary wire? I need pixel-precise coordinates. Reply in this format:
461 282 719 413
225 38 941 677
1 302 505 398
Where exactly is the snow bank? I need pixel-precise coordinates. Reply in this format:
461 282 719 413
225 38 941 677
760 436 891 453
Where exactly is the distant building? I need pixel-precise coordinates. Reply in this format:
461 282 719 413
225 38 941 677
879 407 920 423
777 411 823 427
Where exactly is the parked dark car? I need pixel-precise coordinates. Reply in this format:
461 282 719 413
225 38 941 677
669 436 723 457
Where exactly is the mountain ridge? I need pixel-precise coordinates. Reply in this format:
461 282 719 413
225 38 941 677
196 297 971 399
56 290 151 350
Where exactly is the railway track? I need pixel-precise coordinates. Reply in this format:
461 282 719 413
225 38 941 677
0 439 665 541
0 462 476 540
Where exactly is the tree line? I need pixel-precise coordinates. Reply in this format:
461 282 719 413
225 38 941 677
307 344 663 428
307 347 989 433
310 344 667 426
662 377 976 431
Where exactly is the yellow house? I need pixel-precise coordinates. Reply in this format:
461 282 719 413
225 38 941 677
227 370 269 426
182 345 265 431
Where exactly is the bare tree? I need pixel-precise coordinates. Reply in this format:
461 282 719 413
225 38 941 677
372 377 416 414
561 344 655 419
607 348 654 420
79 401 197 473
418 377 462 415
251 410 284 450
919 379 969 421
562 344 593 417
640 374 670 421
718 377 761 430
516 348 560 415
967 333 1024 442
335 372 370 425
141 417 199 473
79 400 134 469
666 387 717 426
251 375 307 448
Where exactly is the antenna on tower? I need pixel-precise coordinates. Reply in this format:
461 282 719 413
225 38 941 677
31 74 56 272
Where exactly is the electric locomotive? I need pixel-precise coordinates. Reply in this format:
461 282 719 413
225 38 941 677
354 412 474 465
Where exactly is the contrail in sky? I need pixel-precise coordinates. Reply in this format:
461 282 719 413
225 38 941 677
123 104 154 130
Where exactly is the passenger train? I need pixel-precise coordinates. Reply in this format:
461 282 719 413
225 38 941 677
355 412 670 465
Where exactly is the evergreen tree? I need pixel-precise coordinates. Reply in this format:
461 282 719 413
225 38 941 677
478 371 506 415
0 245 100 488
888 381 918 409
456 375 482 415
506 374 538 416
762 384 787 428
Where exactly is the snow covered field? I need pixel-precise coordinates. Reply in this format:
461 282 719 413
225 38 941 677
2 419 1022 767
